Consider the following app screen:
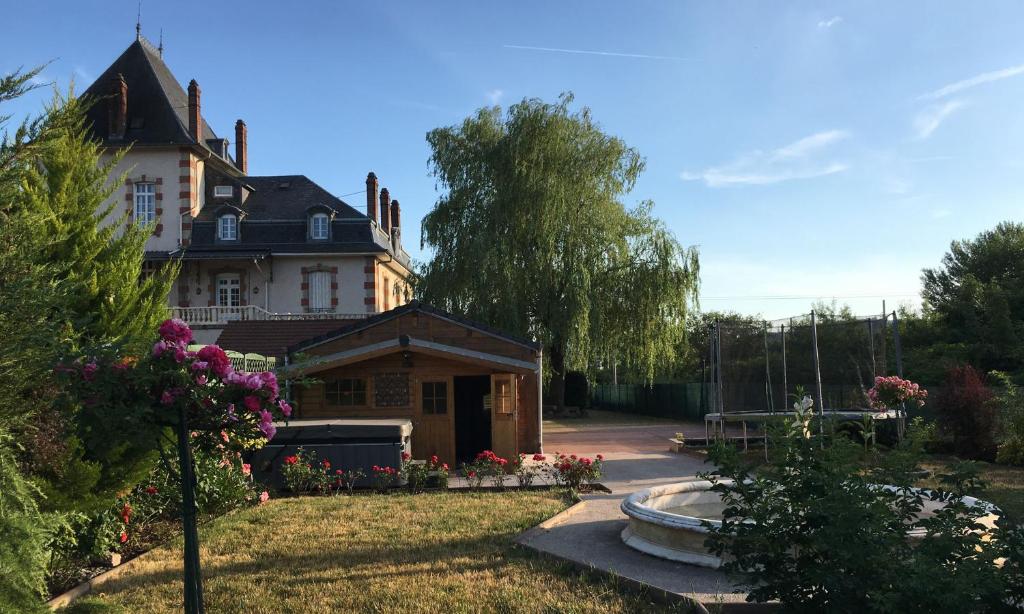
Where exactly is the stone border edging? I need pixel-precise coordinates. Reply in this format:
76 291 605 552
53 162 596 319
46 547 157 610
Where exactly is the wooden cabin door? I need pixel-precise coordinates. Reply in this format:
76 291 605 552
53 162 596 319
490 373 518 461
416 377 455 465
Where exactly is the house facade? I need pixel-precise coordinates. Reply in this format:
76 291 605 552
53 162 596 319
83 37 411 343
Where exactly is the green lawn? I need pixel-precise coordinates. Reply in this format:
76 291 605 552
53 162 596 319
918 456 1024 522
78 491 685 613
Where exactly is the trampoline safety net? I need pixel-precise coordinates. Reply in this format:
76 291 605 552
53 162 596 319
709 312 895 415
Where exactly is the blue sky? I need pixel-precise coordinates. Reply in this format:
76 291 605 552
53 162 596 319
5 1 1024 319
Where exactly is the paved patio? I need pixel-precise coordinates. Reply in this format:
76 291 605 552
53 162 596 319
517 419 760 610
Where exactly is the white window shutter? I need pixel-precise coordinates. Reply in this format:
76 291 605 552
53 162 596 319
309 271 331 312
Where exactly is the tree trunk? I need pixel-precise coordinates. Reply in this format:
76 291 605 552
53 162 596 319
549 342 566 411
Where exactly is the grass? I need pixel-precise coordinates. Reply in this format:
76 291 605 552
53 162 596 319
918 456 1024 522
81 491 687 613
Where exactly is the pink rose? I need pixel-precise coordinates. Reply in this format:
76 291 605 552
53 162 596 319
241 463 251 476
158 318 193 345
197 345 232 378
278 399 292 418
244 395 262 412
259 491 270 504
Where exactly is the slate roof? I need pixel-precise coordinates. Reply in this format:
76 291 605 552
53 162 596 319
288 300 543 355
83 37 225 157
189 175 409 263
215 319 364 359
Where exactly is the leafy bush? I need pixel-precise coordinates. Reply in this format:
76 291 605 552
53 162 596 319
427 455 449 489
992 372 1024 466
280 449 332 494
936 365 998 461
564 371 589 408
551 453 603 492
370 465 398 492
400 452 431 493
702 399 1023 612
0 428 66 614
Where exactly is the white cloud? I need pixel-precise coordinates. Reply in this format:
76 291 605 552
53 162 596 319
919 63 1024 101
818 16 842 28
930 208 952 219
681 130 851 187
485 89 504 105
913 100 966 139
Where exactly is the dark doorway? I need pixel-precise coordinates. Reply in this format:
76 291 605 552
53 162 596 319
454 375 491 463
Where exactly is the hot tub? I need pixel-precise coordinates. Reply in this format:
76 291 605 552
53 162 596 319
620 479 1001 569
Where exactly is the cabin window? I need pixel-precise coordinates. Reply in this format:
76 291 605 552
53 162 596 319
218 214 238 240
134 182 156 224
310 213 329 240
325 378 367 406
421 381 448 415
493 375 515 415
308 270 332 312
374 372 410 407
216 274 241 307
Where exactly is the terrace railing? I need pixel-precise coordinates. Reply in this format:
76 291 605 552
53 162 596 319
170 305 368 326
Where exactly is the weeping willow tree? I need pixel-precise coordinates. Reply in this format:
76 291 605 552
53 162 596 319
419 94 699 406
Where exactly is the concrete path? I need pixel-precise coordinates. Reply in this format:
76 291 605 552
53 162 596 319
519 424 756 609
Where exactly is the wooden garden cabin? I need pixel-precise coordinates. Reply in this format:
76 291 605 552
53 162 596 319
282 301 543 466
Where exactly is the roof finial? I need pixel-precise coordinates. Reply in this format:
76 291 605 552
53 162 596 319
136 1 142 40
158 28 163 57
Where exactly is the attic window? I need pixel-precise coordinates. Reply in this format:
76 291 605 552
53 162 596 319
214 185 233 198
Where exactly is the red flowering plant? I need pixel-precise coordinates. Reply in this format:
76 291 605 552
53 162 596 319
552 453 603 492
333 468 366 495
867 376 928 411
371 464 399 492
510 453 542 488
427 455 450 489
400 451 431 493
468 450 509 488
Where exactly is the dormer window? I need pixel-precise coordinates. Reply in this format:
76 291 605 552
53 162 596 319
214 185 233 198
218 214 238 240
310 213 329 240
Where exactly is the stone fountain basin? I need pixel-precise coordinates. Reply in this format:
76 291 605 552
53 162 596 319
620 479 1001 569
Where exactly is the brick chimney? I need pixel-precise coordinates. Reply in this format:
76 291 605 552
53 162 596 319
389 199 401 235
379 188 391 234
234 119 247 173
365 172 379 223
187 79 201 141
108 73 128 140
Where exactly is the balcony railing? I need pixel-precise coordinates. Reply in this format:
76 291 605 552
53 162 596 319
170 305 369 326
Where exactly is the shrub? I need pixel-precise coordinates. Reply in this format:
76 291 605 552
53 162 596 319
867 375 928 410
564 371 589 408
992 371 1024 466
427 455 449 489
0 427 64 614
510 454 541 487
280 449 318 493
460 463 485 490
332 468 365 495
473 450 509 488
370 465 398 492
935 365 998 461
552 453 603 492
400 452 430 493
702 402 1022 612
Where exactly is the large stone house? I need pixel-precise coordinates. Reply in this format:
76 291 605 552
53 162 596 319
83 36 411 343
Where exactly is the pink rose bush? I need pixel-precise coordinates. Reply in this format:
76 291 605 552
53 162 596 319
59 318 291 454
868 375 928 410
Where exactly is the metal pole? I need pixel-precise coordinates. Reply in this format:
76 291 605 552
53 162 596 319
176 406 205 614
780 324 788 411
810 310 826 444
763 322 774 413
892 310 904 378
716 322 725 415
